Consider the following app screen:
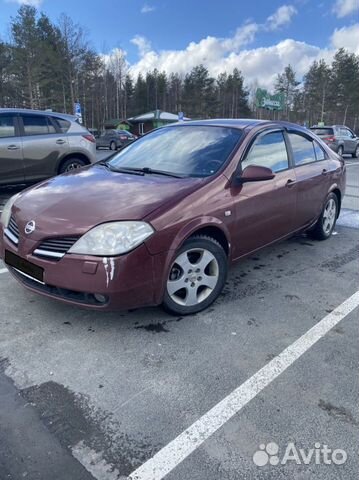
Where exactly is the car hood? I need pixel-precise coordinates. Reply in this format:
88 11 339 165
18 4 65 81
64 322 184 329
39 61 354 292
13 164 203 240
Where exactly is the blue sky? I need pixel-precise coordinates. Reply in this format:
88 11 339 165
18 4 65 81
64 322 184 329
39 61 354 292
1 0 358 87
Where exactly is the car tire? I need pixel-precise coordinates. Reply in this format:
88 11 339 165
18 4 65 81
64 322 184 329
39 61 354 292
162 235 228 315
110 141 116 151
352 145 359 158
337 145 344 156
59 157 87 174
308 193 338 241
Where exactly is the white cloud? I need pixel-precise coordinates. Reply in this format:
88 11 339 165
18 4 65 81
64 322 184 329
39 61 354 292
331 23 359 54
223 22 260 49
129 34 336 89
265 5 298 31
131 35 152 57
141 4 155 14
6 0 43 6
333 0 358 18
127 5 357 90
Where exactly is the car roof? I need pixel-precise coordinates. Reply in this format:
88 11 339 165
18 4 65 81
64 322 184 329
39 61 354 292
0 108 78 122
168 119 265 129
166 118 311 133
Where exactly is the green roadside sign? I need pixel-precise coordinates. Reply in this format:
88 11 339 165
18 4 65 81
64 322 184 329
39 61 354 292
255 88 284 111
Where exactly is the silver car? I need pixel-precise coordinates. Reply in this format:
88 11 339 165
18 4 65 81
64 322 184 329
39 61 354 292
310 125 359 158
0 108 97 186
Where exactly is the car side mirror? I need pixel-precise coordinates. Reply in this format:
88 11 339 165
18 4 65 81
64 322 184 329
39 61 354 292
235 165 275 184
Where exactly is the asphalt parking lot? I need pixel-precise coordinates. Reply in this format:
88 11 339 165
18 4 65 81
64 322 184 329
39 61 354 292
0 153 358 480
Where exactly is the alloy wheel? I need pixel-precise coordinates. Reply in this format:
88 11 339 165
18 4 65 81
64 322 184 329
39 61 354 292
322 198 337 234
65 162 83 172
167 248 219 306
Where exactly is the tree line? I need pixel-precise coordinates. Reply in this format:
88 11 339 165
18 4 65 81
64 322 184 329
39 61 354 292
0 5 358 131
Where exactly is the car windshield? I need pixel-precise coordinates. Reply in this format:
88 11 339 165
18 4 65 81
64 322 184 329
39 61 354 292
107 125 242 177
310 128 333 136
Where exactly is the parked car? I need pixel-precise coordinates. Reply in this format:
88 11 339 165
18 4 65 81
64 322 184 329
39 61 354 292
310 125 359 158
0 119 346 315
0 108 97 186
96 130 136 150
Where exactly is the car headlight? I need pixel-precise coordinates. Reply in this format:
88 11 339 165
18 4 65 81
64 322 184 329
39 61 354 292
1 193 20 227
68 221 154 256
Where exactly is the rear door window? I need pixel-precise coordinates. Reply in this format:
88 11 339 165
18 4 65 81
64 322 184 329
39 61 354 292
242 131 289 173
52 117 71 133
288 133 316 166
0 115 16 138
22 115 56 136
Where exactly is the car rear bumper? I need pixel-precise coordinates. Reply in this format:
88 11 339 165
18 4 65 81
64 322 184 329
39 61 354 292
0 226 166 311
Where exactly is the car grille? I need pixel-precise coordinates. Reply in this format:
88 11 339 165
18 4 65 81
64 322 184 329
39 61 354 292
33 237 79 260
4 215 19 245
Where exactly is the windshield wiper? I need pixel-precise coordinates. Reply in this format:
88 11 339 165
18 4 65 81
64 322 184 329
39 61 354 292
100 161 145 175
127 167 185 178
100 162 185 178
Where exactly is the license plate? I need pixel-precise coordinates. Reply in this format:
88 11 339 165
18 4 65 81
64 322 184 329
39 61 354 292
5 250 44 283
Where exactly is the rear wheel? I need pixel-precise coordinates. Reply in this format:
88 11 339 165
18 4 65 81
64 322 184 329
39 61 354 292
59 157 87 174
352 145 359 158
110 141 116 151
337 145 344 157
162 236 228 315
308 193 338 240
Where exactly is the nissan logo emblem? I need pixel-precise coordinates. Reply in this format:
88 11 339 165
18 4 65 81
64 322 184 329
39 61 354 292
25 220 36 235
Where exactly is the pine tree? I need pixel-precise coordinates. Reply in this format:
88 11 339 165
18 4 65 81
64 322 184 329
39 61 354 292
303 60 331 125
10 5 41 108
329 48 359 125
182 65 217 119
275 65 299 121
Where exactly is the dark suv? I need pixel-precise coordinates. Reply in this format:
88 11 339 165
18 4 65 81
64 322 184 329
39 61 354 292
0 109 96 186
310 125 359 158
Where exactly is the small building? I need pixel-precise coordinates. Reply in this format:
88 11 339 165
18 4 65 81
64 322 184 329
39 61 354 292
128 110 190 136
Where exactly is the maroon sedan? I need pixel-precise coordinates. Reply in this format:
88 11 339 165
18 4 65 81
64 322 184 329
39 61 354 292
0 120 346 315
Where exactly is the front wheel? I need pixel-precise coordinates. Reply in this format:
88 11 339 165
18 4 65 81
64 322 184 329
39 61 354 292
59 157 87 173
308 193 338 240
162 236 228 315
352 145 359 158
110 141 116 151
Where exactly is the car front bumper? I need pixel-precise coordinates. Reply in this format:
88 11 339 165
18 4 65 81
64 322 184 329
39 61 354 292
0 225 167 311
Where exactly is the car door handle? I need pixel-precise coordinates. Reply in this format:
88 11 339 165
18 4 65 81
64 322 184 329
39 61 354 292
286 179 296 187
7 144 20 150
322 169 329 175
56 139 66 145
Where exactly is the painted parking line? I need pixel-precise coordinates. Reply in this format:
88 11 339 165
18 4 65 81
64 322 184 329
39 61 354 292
0 268 8 274
125 291 359 480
